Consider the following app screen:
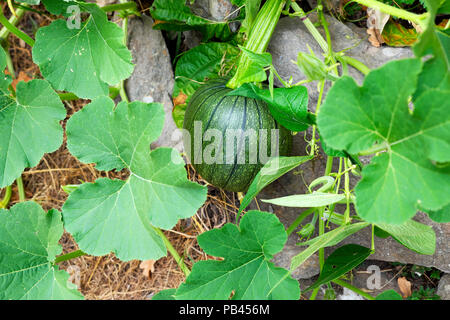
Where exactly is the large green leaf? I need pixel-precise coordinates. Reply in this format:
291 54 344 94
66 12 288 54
174 211 300 300
305 244 371 291
173 42 240 98
63 97 207 261
0 202 83 300
291 222 370 271
238 156 312 213
32 2 134 99
227 83 314 131
0 80 66 188
376 219 436 255
318 58 450 224
150 0 236 41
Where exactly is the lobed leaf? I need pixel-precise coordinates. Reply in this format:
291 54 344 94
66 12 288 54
0 202 83 300
63 97 207 261
32 2 134 99
173 211 300 300
0 80 66 188
318 58 450 224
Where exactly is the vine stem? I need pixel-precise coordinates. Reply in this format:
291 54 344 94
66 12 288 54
338 56 370 76
153 227 191 277
309 79 325 156
0 6 34 46
119 2 129 103
290 1 328 52
0 186 12 208
351 0 428 29
0 5 26 42
332 278 375 300
16 176 25 201
54 250 86 264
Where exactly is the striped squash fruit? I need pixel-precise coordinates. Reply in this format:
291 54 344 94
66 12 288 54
183 79 292 192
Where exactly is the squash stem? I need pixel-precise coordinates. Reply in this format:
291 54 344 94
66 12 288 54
54 249 86 264
0 6 34 46
227 0 286 89
153 227 191 277
0 186 12 209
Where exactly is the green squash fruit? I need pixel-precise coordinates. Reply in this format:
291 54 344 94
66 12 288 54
183 79 292 192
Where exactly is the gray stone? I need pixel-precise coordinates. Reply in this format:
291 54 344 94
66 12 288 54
189 0 237 21
267 14 413 111
437 274 450 300
125 15 183 152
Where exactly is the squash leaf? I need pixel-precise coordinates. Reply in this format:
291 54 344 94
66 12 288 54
227 83 314 131
173 42 240 99
318 58 450 224
32 2 134 99
63 96 207 261
150 0 236 41
0 80 66 188
174 211 300 300
0 202 84 300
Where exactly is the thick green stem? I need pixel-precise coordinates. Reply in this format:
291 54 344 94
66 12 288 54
333 278 375 300
0 7 34 46
352 0 428 29
153 227 190 277
338 56 370 76
227 0 285 89
290 1 328 53
286 207 316 235
358 141 389 156
54 250 86 264
0 6 25 42
0 186 12 208
16 176 25 202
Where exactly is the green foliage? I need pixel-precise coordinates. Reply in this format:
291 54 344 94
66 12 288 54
318 58 450 224
32 2 134 99
238 156 313 213
0 202 83 299
227 83 314 131
376 220 436 255
173 42 240 98
150 0 237 41
63 97 207 260
305 244 372 291
0 80 66 188
168 211 300 300
408 286 441 300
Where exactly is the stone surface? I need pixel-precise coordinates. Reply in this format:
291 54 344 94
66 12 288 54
437 274 450 300
267 14 414 112
125 15 183 152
